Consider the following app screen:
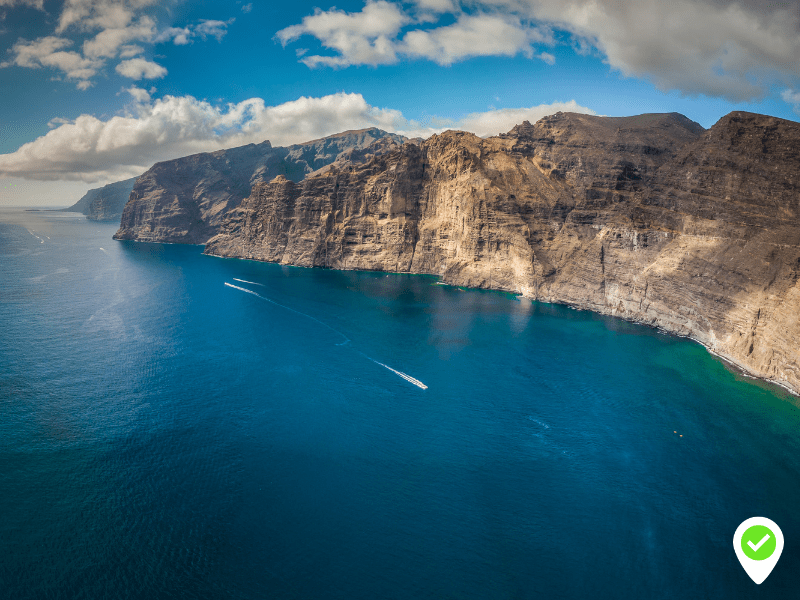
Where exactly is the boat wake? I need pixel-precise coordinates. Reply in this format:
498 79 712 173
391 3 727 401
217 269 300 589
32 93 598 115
358 353 428 390
224 281 428 390
26 229 44 244
225 282 349 344
233 278 264 286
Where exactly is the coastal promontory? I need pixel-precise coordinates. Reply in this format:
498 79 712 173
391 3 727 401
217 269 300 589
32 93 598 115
200 111 800 395
63 177 137 221
113 128 405 244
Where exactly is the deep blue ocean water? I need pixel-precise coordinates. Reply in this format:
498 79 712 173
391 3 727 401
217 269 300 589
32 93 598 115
1 208 799 599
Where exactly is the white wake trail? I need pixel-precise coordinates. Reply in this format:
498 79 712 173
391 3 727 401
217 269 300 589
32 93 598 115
225 281 428 390
226 282 260 297
233 278 264 286
26 229 44 244
364 356 428 390
225 282 350 345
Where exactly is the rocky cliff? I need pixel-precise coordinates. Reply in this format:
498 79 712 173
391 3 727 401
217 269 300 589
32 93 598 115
204 111 800 395
63 177 137 221
113 128 405 244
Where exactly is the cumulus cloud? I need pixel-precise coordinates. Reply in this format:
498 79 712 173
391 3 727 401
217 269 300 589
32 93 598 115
412 0 455 13
275 1 554 68
1 36 103 84
403 12 551 65
280 0 800 101
782 89 800 115
82 16 155 59
155 19 233 45
521 0 800 101
115 57 166 79
123 85 151 103
56 0 158 33
0 0 44 7
0 92 400 182
454 100 594 136
276 1 411 67
119 43 144 58
0 91 592 182
2 0 233 88
0 0 43 18
155 26 192 45
195 19 234 42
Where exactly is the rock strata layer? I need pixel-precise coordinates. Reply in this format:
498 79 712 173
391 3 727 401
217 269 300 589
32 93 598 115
113 128 405 244
204 111 800 395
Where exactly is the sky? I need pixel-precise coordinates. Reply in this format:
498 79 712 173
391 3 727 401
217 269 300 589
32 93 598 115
0 0 798 206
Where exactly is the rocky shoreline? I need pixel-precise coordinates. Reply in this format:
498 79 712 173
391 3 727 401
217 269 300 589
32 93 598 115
120 111 800 396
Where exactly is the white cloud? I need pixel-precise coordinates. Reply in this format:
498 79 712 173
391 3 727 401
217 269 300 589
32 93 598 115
0 91 593 183
56 0 158 33
155 26 192 45
519 0 800 101
155 19 233 45
124 84 151 103
195 19 233 42
2 35 68 67
119 44 144 58
0 92 400 182
412 0 455 13
275 2 554 68
402 13 551 65
454 100 595 136
2 0 233 88
241 3 252 13
276 1 410 67
115 57 166 79
82 16 155 59
1 36 103 85
537 51 554 65
782 89 800 114
48 117 72 127
0 0 44 7
280 0 800 102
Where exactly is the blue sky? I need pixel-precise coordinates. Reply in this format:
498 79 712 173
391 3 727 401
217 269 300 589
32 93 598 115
1 0 799 205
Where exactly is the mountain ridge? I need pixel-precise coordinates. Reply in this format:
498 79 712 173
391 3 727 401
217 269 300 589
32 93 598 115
113 128 407 244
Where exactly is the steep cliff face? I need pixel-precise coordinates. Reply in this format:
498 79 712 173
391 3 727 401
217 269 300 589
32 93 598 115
63 177 137 221
113 128 405 244
574 112 800 391
205 112 701 281
205 111 800 394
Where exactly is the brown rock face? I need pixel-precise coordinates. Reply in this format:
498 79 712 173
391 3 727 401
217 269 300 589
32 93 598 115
62 177 137 221
113 128 405 244
205 111 800 394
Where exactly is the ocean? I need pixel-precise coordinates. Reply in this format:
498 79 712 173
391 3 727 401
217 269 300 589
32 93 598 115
1 208 798 599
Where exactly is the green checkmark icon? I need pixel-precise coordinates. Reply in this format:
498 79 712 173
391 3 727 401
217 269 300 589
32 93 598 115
741 525 777 561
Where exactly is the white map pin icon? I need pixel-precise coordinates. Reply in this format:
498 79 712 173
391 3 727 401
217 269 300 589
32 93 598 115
733 517 784 584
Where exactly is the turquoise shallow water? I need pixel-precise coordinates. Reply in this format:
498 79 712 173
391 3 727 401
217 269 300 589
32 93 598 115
1 208 799 599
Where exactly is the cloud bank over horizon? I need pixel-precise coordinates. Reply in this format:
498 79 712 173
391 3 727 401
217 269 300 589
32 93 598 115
0 91 594 184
